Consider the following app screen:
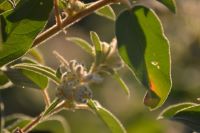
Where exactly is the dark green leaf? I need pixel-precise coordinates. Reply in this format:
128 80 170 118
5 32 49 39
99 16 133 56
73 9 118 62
0 0 53 67
115 6 171 110
158 102 196 119
3 58 48 90
0 71 9 85
88 100 126 133
157 0 176 13
95 5 116 21
56 66 62 79
11 63 60 84
159 103 200 132
67 37 93 56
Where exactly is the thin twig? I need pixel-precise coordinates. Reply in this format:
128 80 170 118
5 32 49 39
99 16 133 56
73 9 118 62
32 0 115 47
22 115 42 133
53 0 62 28
42 90 51 107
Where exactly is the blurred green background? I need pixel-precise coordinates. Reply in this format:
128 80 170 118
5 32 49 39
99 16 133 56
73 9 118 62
1 0 200 133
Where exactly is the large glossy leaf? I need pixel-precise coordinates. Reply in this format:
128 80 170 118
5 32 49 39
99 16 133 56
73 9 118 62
95 5 116 21
157 0 176 13
115 6 171 110
0 0 53 67
88 100 126 133
3 58 48 90
159 103 200 132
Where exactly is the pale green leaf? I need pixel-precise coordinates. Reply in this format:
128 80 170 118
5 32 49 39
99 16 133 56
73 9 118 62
157 0 176 13
95 5 116 21
11 63 60 84
88 100 126 133
113 71 130 97
67 37 93 56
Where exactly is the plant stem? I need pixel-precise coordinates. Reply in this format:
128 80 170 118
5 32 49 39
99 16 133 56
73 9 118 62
22 115 42 133
42 90 51 107
53 0 62 28
32 0 116 47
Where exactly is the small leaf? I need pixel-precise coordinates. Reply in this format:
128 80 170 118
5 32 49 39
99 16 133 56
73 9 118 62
11 63 61 84
90 31 101 52
43 98 61 116
67 37 93 56
95 5 116 21
0 0 53 66
0 71 9 85
28 49 45 64
159 103 200 132
90 31 102 66
4 114 31 132
113 71 130 97
56 66 62 79
88 100 126 133
3 58 48 90
157 0 176 13
115 6 171 110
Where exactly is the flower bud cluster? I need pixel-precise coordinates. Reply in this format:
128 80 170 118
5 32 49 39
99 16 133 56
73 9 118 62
93 39 124 75
57 60 92 104
60 0 86 16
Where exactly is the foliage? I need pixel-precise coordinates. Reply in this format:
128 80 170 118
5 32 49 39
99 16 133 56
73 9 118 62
0 0 198 133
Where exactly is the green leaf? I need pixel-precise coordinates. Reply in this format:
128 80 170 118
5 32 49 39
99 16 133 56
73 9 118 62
158 102 197 119
4 114 31 132
0 0 13 15
90 31 101 53
159 103 200 132
95 5 116 21
88 100 126 133
28 49 45 64
67 37 93 56
90 31 102 66
11 63 60 84
115 6 172 110
43 98 61 116
32 116 70 133
4 114 70 133
56 66 62 79
3 58 48 90
113 71 130 97
0 0 53 67
0 70 9 85
157 0 176 13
